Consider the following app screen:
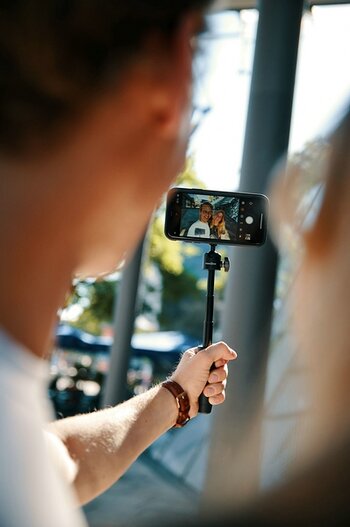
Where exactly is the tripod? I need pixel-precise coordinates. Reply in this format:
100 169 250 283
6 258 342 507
198 244 230 414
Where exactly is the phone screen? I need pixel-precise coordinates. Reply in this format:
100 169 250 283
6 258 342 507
165 188 268 246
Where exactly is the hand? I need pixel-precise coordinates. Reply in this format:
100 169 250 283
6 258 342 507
170 341 237 418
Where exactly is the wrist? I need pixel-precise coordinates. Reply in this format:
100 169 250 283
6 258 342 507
161 379 191 428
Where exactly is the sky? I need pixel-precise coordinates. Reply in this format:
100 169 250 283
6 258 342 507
189 5 350 192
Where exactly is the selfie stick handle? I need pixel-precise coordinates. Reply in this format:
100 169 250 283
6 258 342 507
198 245 220 414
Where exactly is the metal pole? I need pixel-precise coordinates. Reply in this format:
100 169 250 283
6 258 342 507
199 245 225 414
202 0 304 510
203 252 217 349
102 238 144 407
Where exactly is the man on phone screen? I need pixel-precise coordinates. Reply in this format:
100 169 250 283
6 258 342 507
187 202 213 238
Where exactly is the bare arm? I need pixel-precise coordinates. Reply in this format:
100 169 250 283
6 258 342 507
47 342 237 505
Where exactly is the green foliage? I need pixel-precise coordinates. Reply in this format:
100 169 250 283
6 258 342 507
148 157 204 274
65 278 118 336
140 156 209 336
149 215 184 275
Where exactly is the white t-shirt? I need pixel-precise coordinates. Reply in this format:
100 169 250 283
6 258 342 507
0 329 87 527
187 220 210 238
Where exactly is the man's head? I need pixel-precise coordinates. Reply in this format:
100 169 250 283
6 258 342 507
0 1 212 278
0 1 210 157
199 201 213 223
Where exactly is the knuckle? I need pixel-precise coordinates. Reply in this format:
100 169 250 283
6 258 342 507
204 386 213 397
212 340 224 350
214 358 225 369
210 392 225 405
209 369 224 383
182 348 196 360
205 382 224 397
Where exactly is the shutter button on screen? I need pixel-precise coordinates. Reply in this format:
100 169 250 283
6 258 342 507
245 216 254 225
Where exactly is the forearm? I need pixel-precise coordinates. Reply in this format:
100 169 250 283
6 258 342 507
48 384 178 505
47 342 236 506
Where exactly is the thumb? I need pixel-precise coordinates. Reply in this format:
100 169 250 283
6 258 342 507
198 341 237 366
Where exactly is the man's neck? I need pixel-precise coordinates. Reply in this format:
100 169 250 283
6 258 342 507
0 249 73 359
0 157 79 359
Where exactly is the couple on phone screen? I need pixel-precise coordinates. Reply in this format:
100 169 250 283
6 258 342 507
187 202 230 240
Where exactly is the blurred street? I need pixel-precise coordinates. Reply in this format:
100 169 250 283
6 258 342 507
84 414 212 527
84 453 199 527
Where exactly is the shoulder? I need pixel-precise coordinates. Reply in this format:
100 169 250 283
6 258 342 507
187 221 200 233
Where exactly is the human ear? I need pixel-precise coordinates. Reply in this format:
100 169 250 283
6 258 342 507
147 12 202 139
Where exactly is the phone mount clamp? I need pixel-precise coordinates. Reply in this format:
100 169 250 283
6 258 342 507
198 244 230 414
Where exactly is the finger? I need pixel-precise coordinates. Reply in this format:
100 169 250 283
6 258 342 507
208 365 228 384
183 347 200 358
214 358 228 368
209 392 225 406
198 341 237 366
204 381 226 398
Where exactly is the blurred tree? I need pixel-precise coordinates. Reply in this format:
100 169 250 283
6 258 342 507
61 277 119 336
139 158 210 338
148 157 205 275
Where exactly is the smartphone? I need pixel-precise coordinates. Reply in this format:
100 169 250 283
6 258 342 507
164 187 268 246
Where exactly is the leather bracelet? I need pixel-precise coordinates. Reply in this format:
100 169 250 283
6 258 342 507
161 380 190 428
